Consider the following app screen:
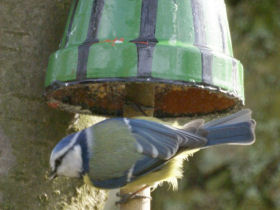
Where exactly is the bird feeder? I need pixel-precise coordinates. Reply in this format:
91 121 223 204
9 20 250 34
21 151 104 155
45 0 244 117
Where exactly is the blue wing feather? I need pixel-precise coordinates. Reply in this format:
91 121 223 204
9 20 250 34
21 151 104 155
128 119 206 159
90 156 167 189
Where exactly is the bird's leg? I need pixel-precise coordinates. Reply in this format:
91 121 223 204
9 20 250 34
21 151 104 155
116 185 152 204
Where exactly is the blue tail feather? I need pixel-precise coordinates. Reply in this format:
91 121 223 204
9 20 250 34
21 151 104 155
204 120 256 147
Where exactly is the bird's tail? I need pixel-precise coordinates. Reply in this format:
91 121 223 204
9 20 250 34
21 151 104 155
201 109 256 147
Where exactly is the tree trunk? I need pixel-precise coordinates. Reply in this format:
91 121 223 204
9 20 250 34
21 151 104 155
0 0 107 209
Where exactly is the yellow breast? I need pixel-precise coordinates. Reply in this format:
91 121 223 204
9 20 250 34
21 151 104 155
123 149 199 192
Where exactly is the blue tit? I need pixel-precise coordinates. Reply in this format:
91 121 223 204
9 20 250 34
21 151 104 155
49 109 255 193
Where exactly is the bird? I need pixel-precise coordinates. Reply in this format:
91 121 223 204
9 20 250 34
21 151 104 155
49 109 255 202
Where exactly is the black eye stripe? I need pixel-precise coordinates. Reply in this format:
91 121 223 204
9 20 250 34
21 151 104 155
55 158 62 167
54 146 75 169
55 154 66 168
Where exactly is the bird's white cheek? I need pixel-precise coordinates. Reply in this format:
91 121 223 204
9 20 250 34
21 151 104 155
57 145 83 178
57 164 79 177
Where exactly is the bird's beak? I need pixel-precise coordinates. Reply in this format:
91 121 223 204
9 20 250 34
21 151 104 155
49 170 57 180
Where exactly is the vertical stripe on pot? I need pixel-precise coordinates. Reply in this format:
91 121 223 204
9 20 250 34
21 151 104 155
131 0 159 77
191 0 213 84
76 0 105 80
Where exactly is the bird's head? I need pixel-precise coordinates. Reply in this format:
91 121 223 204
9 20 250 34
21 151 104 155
49 131 90 180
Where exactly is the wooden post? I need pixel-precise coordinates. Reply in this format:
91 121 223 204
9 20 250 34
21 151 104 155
121 83 155 210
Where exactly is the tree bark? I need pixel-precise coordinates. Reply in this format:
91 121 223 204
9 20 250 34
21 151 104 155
0 0 107 209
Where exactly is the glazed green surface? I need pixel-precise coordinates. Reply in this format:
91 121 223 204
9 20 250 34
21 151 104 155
45 0 244 101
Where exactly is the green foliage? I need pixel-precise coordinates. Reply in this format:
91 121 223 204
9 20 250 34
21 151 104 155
153 1 280 209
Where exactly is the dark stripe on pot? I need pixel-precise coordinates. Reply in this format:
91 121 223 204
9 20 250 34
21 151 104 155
130 0 158 77
191 0 207 46
201 52 213 84
218 13 227 54
232 59 238 94
64 0 79 48
77 0 105 80
191 0 213 84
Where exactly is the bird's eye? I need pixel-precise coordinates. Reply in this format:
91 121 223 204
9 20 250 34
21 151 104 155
55 158 62 167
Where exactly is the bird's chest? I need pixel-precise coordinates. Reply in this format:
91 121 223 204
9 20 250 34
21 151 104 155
88 128 142 180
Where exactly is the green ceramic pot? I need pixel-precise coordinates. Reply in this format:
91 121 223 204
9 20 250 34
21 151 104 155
45 0 244 117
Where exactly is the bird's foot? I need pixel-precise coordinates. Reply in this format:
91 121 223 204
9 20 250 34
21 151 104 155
116 192 152 204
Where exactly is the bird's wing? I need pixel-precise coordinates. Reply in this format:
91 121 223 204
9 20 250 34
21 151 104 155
90 155 167 189
127 118 207 160
89 118 207 189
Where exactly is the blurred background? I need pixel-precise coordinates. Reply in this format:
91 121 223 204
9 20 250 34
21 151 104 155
153 0 280 209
